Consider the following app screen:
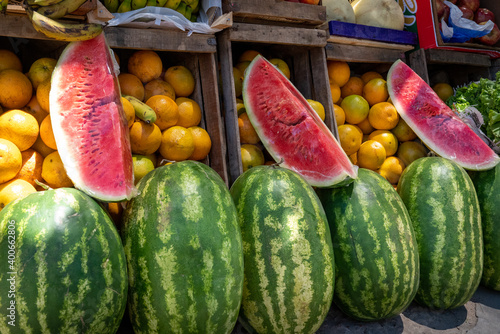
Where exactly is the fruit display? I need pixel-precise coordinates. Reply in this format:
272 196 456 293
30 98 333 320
350 0 405 30
103 0 200 21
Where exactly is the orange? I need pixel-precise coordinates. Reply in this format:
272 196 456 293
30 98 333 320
377 156 406 184
397 141 427 167
238 112 260 144
159 126 195 162
233 67 243 98
340 94 370 125
361 71 383 84
188 126 212 161
27 57 57 90
107 202 123 226
0 138 22 184
391 118 417 142
175 97 202 128
144 78 176 102
330 82 341 104
0 109 39 151
164 65 195 98
0 49 23 72
269 58 291 79
31 135 55 158
118 73 145 101
24 95 49 125
357 140 386 170
327 60 350 87
36 79 51 112
432 82 454 102
121 96 135 128
0 179 36 211
0 69 33 109
337 124 363 156
368 130 399 156
39 115 57 150
356 117 374 135
127 50 163 84
241 143 265 172
129 121 162 155
13 148 44 187
341 76 364 98
307 99 325 121
235 61 251 77
41 151 74 189
146 95 179 130
132 154 155 185
368 102 399 130
349 152 357 165
238 50 261 63
363 78 389 106
333 104 345 126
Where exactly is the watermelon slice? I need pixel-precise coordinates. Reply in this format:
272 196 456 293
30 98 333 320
388 60 500 171
242 55 358 187
50 33 137 201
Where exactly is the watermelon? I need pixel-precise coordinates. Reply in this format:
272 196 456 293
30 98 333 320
122 161 243 333
50 33 137 202
397 157 483 309
316 168 419 321
242 55 357 188
387 60 500 171
0 188 128 333
470 164 500 291
230 165 335 334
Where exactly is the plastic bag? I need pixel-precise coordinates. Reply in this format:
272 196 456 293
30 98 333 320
440 1 493 43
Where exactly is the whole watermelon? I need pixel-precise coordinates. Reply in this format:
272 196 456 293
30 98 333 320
0 188 128 334
316 168 419 321
397 157 483 309
122 161 244 333
230 165 335 334
471 163 500 291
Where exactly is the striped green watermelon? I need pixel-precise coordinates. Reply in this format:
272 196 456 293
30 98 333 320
0 188 128 333
230 165 335 334
316 168 419 321
471 164 500 291
397 157 483 309
121 160 243 333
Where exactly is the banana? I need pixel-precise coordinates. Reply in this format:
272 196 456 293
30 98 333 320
175 1 185 16
164 0 179 10
0 0 8 13
131 0 146 10
36 0 88 19
123 95 157 124
183 3 191 20
26 6 103 42
181 0 196 6
116 0 131 12
145 0 155 6
27 0 64 7
103 0 119 13
155 0 167 7
189 0 199 14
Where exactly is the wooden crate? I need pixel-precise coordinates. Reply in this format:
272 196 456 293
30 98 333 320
217 23 333 185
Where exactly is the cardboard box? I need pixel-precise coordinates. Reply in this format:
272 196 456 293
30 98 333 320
416 0 500 58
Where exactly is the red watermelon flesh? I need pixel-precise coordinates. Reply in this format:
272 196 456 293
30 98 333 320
50 33 137 201
388 60 500 171
242 55 358 187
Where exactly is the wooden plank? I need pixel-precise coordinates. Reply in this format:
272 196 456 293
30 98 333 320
408 48 430 85
292 51 312 99
0 15 53 40
327 36 414 52
425 49 491 67
325 43 407 63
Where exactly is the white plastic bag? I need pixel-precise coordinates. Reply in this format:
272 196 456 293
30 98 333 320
441 1 493 43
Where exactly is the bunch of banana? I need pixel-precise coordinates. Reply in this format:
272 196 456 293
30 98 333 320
23 0 103 41
108 0 199 22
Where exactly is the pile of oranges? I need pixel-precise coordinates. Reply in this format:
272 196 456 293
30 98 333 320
328 60 428 186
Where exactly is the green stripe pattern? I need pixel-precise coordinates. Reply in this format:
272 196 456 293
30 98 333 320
230 166 335 334
0 188 127 334
398 157 483 309
471 163 500 291
317 168 419 321
122 160 244 334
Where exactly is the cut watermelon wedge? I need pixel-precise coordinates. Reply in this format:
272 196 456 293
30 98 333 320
242 55 358 187
50 33 137 201
388 60 500 171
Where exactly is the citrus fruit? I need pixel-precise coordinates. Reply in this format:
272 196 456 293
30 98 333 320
24 95 49 125
391 118 417 142
36 79 51 112
327 60 350 87
31 135 55 158
0 49 23 72
127 50 163 84
233 67 243 97
307 99 325 121
0 109 39 151
333 104 345 126
132 154 155 185
107 202 123 226
368 130 399 156
145 95 179 130
188 126 212 161
338 124 363 156
349 152 357 165
432 82 454 102
368 102 399 130
0 138 22 184
357 140 386 170
361 71 383 84
27 57 57 90
240 143 265 172
0 69 33 109
175 97 202 128
238 50 261 63
121 96 135 128
377 156 406 184
330 81 341 104
144 78 176 102
236 100 246 116
356 117 374 135
397 141 427 167
13 148 44 187
269 58 291 79
164 65 195 98
341 76 364 98
41 151 74 189
159 125 195 161
362 78 389 106
238 112 260 144
0 179 36 211
235 61 251 77
129 121 162 155
39 115 57 150
340 94 370 125
118 73 145 101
